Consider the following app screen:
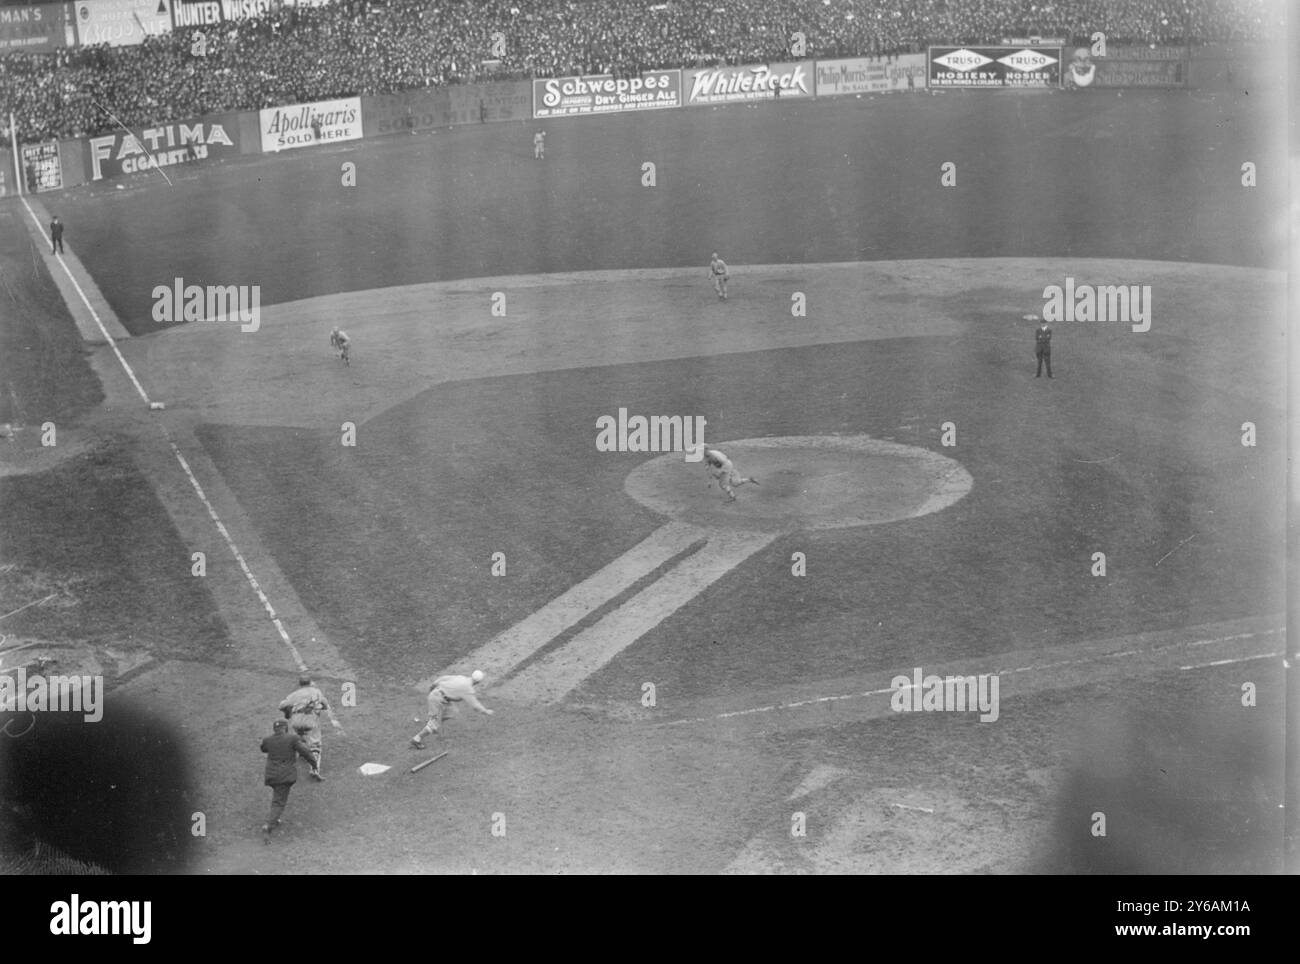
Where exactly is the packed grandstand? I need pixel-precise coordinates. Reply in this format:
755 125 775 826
0 0 1279 142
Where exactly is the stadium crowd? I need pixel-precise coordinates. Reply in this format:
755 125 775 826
0 0 1277 142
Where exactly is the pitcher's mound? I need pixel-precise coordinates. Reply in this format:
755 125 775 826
624 435 973 533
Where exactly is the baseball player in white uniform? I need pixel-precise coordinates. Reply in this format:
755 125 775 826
709 253 729 300
704 447 758 502
278 674 332 780
534 130 546 159
410 670 494 748
329 326 350 365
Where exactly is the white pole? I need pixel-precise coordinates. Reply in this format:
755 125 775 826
9 112 21 197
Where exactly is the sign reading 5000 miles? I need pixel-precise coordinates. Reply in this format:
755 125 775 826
928 46 1061 88
533 70 681 117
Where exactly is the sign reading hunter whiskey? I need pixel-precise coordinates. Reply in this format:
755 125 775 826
171 0 273 26
928 46 1062 88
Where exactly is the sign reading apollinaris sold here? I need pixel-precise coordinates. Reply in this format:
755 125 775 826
533 70 681 118
259 97 362 152
685 61 815 104
928 46 1061 88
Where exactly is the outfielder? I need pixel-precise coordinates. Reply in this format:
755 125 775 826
329 326 351 365
703 447 758 502
534 130 546 159
709 253 729 301
410 670 493 748
279 675 331 780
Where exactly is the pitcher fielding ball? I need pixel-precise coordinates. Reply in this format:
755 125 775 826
703 447 758 502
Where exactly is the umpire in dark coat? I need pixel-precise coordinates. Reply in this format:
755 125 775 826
260 719 317 834
1035 319 1053 378
50 216 64 254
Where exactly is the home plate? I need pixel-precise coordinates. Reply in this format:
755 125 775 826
359 763 391 776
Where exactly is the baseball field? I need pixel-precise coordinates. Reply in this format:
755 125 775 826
0 84 1289 873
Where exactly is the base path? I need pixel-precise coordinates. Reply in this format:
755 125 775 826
461 436 973 702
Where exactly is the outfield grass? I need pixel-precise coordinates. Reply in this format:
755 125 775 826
56 89 1287 334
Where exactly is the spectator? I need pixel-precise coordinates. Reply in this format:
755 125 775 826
0 0 1277 145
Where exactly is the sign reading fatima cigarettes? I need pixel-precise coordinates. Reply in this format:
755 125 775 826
259 97 362 152
85 114 240 180
533 70 681 117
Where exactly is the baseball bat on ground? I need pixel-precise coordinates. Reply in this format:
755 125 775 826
410 751 449 773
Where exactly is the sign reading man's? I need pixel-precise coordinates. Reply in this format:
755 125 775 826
0 3 72 54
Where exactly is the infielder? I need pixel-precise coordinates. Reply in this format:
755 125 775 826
703 447 758 502
411 670 493 748
329 326 351 365
279 675 331 780
709 253 729 301
534 130 546 159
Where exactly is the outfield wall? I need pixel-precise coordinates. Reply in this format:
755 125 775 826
2 43 1271 197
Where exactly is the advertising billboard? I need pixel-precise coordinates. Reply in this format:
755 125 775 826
0 3 73 54
84 113 240 180
260 97 362 152
20 142 62 192
815 55 927 95
74 0 171 48
533 70 682 118
928 46 1061 88
685 61 814 104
